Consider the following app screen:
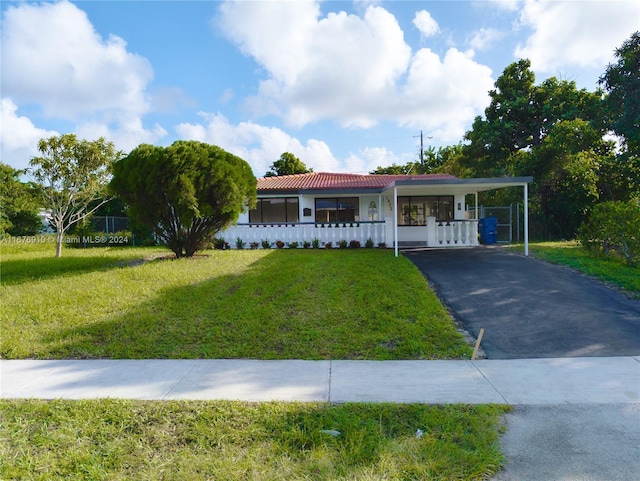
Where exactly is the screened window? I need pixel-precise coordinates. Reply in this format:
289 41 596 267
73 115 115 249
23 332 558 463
315 197 359 223
249 198 299 223
397 196 453 225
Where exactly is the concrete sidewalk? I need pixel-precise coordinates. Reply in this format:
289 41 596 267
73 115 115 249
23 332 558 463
2 356 639 404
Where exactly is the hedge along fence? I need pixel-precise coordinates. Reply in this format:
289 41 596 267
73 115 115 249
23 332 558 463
578 200 640 267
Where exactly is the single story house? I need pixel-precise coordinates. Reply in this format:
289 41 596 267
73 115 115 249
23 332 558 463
220 172 533 256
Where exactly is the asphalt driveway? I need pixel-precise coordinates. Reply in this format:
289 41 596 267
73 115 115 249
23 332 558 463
403 247 640 359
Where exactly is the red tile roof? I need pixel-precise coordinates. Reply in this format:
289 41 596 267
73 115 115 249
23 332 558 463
257 172 457 191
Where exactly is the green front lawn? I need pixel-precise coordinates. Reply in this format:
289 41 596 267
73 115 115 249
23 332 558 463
0 399 508 481
0 242 471 359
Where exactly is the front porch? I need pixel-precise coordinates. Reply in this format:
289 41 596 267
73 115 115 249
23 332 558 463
220 218 479 248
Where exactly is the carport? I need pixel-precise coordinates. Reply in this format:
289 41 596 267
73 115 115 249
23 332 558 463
391 176 533 257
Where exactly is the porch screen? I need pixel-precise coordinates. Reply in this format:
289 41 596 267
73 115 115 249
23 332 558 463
315 197 359 223
249 198 299 223
398 196 453 225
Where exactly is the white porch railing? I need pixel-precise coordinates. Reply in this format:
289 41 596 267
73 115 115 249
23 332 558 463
220 219 478 248
431 219 479 247
221 221 387 248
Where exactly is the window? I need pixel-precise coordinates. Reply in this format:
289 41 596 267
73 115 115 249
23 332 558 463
249 198 299 223
397 196 453 225
315 197 359 223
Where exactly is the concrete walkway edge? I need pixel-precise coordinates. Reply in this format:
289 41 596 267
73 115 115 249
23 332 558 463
2 357 639 404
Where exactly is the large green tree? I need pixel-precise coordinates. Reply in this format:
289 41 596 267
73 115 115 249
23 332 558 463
459 60 613 239
111 140 256 258
0 163 42 236
30 134 120 257
264 152 312 177
599 31 640 155
598 31 640 201
529 120 604 238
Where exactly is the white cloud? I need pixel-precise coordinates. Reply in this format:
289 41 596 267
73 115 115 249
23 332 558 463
175 113 404 175
217 1 493 140
489 0 520 11
0 99 58 171
1 0 166 160
468 28 503 51
413 10 440 39
2 0 152 119
515 0 640 72
343 147 408 174
396 48 494 140
176 112 340 175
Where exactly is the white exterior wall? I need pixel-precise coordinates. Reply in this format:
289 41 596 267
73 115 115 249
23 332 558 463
224 191 477 248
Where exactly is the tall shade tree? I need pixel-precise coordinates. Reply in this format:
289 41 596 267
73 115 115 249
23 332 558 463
29 134 120 257
599 31 640 155
264 152 312 177
111 140 256 258
458 59 613 238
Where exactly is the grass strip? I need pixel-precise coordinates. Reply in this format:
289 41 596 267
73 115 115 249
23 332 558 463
0 399 508 481
1 243 471 360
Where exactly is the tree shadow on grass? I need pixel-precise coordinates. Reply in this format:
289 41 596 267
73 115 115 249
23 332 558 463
0 255 147 286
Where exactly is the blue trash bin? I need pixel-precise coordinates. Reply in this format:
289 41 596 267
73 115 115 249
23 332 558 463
479 217 498 245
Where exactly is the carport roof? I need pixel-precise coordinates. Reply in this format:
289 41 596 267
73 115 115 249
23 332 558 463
394 176 533 192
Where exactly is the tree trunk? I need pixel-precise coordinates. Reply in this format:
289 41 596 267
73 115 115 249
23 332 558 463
55 230 63 258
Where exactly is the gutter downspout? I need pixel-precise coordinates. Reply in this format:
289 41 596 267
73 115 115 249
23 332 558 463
524 182 529 257
394 186 398 258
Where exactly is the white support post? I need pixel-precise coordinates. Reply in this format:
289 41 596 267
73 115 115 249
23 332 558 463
394 186 398 257
474 192 479 220
524 183 529 257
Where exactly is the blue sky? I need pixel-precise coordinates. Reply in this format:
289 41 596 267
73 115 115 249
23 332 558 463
2 0 639 177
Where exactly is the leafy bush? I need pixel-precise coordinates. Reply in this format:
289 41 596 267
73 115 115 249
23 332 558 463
365 237 375 248
212 237 229 250
303 241 311 249
288 241 299 249
577 200 640 266
312 238 320 249
338 239 348 249
249 242 260 250
236 237 245 250
261 239 271 249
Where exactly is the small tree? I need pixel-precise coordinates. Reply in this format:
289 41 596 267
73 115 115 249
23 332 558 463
29 134 120 257
110 140 256 258
264 152 312 177
578 200 640 266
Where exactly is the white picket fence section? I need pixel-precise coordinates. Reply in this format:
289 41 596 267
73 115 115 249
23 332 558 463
433 220 479 247
221 219 477 248
221 221 387 247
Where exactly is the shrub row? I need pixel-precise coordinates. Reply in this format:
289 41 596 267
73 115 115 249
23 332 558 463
214 237 387 250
